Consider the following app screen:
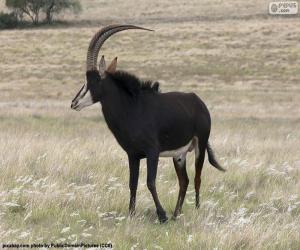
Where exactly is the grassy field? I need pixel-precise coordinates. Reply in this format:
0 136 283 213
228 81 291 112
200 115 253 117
0 0 300 249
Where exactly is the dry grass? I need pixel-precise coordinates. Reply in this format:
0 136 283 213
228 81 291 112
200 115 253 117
0 0 300 249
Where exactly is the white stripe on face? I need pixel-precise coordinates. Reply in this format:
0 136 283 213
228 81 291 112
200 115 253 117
72 83 94 111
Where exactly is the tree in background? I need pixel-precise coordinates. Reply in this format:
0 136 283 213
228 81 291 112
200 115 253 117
5 0 81 25
6 0 44 24
43 0 81 24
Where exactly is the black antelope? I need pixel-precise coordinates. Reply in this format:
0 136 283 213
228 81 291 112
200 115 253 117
71 24 225 223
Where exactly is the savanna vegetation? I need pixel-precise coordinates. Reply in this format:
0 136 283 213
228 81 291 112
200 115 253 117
0 0 81 28
0 0 299 249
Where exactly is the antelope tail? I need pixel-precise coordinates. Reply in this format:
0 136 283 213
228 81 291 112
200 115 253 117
207 142 226 172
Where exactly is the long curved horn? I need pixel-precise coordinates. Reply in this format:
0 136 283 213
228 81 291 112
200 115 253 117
86 24 153 71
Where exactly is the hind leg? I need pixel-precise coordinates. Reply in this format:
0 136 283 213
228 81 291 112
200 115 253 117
173 155 189 218
194 144 205 209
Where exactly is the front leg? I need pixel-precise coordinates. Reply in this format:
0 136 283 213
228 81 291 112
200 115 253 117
146 152 168 223
128 154 140 216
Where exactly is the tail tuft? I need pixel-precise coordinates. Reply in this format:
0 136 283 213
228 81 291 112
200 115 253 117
207 142 226 172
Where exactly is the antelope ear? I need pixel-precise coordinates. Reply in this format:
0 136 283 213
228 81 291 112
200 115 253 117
99 55 106 77
106 57 118 73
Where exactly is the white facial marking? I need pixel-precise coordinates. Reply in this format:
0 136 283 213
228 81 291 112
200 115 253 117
72 83 94 111
76 90 93 110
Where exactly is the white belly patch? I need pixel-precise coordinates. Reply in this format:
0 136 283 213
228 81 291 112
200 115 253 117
159 136 198 159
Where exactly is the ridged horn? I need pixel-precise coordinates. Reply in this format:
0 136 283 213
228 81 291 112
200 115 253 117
86 24 154 71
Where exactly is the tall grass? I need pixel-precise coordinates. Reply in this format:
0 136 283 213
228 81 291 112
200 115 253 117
0 0 300 248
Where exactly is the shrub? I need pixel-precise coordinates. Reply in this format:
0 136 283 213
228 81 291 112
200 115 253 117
0 12 19 29
5 0 82 25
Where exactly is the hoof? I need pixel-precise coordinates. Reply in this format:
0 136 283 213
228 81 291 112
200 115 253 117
159 216 168 224
157 210 168 223
172 212 179 220
172 212 183 220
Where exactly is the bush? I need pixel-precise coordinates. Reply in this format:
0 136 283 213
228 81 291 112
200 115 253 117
0 12 19 29
5 0 82 25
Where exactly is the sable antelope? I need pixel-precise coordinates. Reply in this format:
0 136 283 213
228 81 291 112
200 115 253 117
71 24 225 223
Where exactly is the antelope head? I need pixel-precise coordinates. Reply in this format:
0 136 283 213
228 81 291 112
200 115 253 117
71 24 153 111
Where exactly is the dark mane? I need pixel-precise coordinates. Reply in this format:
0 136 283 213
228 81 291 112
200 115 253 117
108 70 160 97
